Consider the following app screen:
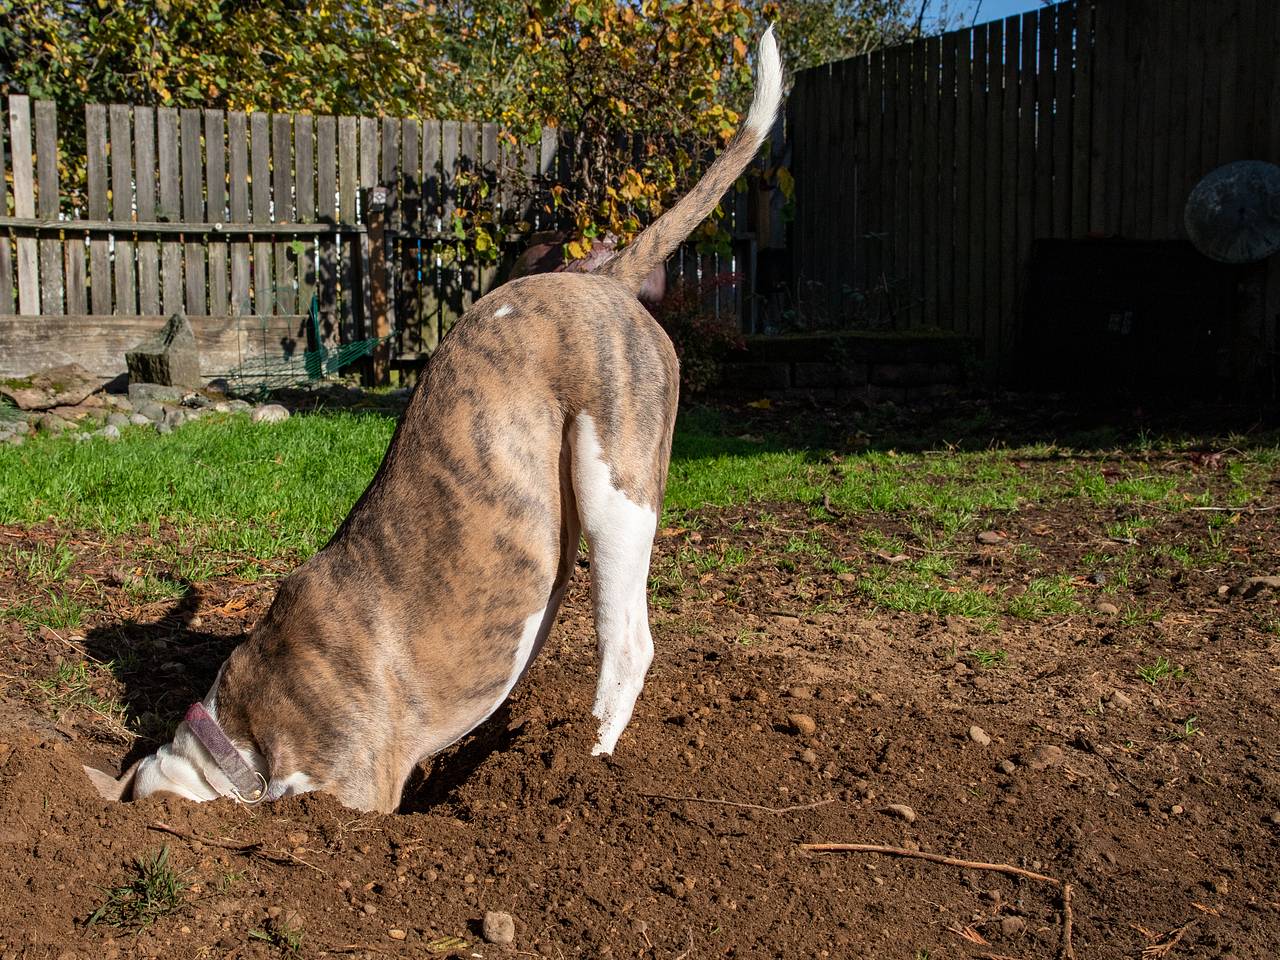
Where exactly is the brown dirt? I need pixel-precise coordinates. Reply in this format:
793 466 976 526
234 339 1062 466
2 432 1280 959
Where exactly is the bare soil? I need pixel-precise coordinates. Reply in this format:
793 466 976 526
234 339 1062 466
2 402 1279 960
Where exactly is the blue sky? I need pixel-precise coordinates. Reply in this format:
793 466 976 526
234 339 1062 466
925 0 1046 31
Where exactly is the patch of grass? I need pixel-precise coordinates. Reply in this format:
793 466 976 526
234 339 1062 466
250 920 305 956
1120 605 1164 627
1 590 88 631
859 569 998 618
967 648 1007 669
1169 716 1202 740
6 540 76 583
1136 656 1187 686
36 659 128 730
1106 516 1155 542
124 571 190 604
1006 575 1079 620
89 846 188 928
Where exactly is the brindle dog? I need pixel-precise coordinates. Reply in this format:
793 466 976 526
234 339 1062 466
87 28 783 812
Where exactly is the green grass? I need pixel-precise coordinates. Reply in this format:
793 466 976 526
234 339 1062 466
1136 656 1187 686
1 590 88 631
89 847 189 928
36 659 129 730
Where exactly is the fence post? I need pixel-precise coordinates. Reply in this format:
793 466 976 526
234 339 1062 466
364 185 393 385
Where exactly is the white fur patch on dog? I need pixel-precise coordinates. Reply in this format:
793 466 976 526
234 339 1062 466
569 414 657 756
494 304 513 318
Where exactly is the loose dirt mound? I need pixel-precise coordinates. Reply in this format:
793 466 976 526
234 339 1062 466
2 470 1279 957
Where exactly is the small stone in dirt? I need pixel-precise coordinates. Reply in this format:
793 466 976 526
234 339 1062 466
968 725 992 746
252 403 290 424
998 759 1018 775
482 910 516 946
799 748 817 764
388 929 406 941
1094 600 1119 615
788 713 817 737
975 530 1005 545
1026 744 1064 771
363 903 377 915
1267 810 1280 826
1108 690 1134 709
1000 916 1026 937
1232 576 1280 599
787 685 813 700
881 803 917 824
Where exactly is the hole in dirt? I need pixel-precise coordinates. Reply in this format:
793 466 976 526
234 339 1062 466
398 703 521 814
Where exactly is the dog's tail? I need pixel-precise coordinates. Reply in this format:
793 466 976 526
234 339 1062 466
600 26 783 295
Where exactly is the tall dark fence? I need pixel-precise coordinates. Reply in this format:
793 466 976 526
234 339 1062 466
788 0 1280 389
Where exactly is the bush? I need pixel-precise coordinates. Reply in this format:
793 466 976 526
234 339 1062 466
652 273 746 394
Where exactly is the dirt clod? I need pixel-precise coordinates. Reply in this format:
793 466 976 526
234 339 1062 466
882 804 917 824
968 725 992 746
976 530 1005 545
1026 744 1064 771
1094 600 1120 615
787 714 817 737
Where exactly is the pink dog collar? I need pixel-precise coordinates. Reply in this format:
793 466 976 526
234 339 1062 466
184 702 266 802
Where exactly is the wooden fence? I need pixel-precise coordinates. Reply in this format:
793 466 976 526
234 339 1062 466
788 0 1280 384
0 96 752 381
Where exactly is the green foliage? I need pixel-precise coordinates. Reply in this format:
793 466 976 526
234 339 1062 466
0 0 917 250
89 847 189 929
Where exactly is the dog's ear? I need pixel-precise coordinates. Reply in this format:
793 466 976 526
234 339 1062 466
83 759 142 802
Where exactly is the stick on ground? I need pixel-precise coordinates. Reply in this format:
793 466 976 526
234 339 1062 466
800 842 1075 960
644 793 836 815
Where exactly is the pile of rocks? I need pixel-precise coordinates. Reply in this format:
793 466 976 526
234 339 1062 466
0 364 292 447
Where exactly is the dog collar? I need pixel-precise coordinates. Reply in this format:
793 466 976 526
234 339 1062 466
184 702 266 803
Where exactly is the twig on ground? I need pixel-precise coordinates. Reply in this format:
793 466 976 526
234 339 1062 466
1141 921 1192 958
148 821 327 875
645 793 836 815
799 842 1075 959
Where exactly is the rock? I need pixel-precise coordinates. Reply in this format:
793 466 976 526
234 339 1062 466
155 421 173 435
0 430 10 444
166 408 187 427
126 313 202 388
881 803 917 824
213 401 232 413
787 686 813 700
1026 744 1064 771
1108 690 1133 709
38 413 70 434
998 759 1018 775
1267 810 1280 827
976 530 1005 545
127 382 186 404
1094 600 1119 615
129 413 150 426
106 413 130 429
1232 576 1280 599
388 929 406 941
788 713 817 737
0 363 100 410
482 911 516 946
138 402 166 422
1000 916 1026 937
98 425 121 442
251 403 290 424
228 399 252 412
968 725 992 746
5 432 25 446
799 748 817 764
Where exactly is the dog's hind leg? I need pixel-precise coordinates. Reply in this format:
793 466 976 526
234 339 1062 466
569 413 661 756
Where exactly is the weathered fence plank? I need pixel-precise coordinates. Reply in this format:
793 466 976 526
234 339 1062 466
272 114 296 315
251 112 273 317
0 114 13 314
181 108 206 314
316 114 339 342
134 106 159 315
206 109 229 316
86 103 111 315
967 25 986 339
35 101 63 316
228 111 251 316
296 113 316 323
983 19 1004 367
157 108 183 314
109 104 134 315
